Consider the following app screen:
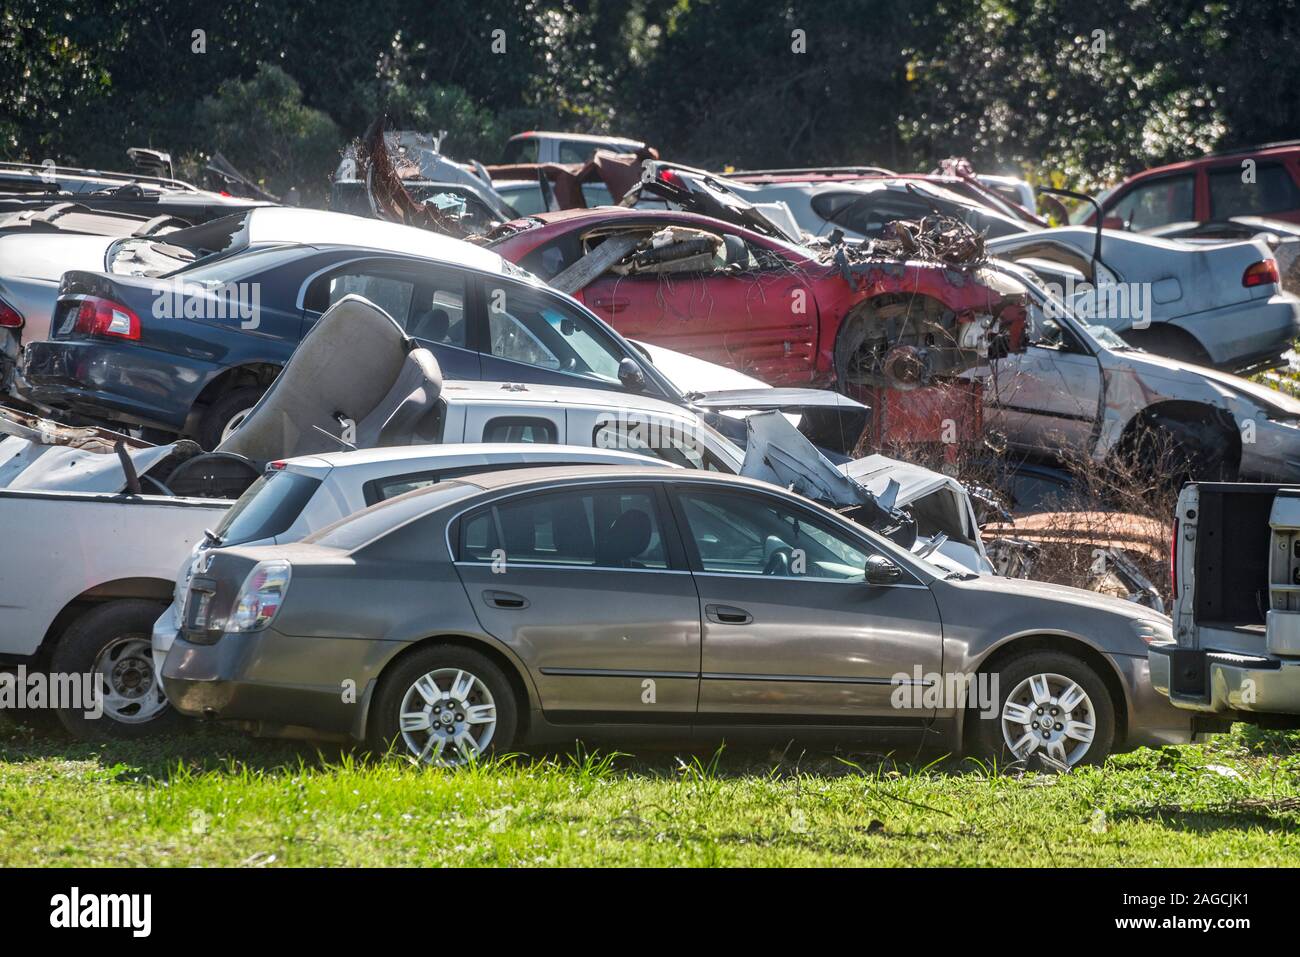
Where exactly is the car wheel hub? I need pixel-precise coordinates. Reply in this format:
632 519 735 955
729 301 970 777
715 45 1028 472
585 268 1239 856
398 668 496 767
92 636 170 724
1001 672 1095 768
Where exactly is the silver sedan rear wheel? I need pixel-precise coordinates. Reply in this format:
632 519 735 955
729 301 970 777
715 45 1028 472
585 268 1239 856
398 668 498 766
1000 672 1097 768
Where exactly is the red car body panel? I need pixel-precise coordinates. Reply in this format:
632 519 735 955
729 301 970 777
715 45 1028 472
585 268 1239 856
487 208 1024 388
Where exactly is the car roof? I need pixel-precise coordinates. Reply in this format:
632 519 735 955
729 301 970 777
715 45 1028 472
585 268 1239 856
438 379 696 415
1119 141 1300 182
451 463 764 492
234 207 510 274
281 443 676 472
509 131 645 147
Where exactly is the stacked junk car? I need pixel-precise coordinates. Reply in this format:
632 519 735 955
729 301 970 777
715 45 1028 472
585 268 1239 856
5 123 1300 784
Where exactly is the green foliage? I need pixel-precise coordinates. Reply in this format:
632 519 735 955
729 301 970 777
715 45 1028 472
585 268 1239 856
3 0 1298 197
199 64 341 203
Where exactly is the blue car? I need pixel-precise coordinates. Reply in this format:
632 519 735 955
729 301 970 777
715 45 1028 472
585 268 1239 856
21 210 684 448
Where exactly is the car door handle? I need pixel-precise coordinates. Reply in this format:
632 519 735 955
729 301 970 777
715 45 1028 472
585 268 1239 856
483 590 529 610
591 296 630 313
705 604 752 625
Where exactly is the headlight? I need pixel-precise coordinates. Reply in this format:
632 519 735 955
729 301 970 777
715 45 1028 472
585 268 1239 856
228 560 292 633
1129 618 1172 645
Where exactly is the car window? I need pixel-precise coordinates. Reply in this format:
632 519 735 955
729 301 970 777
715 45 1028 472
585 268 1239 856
1209 162 1300 219
406 269 468 347
484 283 624 383
459 487 668 569
593 417 727 471
558 141 596 164
214 469 323 545
812 191 934 237
325 270 415 324
1109 175 1194 230
676 489 870 581
502 138 539 165
483 417 558 443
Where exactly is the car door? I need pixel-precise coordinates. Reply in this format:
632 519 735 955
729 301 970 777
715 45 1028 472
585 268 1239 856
668 483 943 723
576 222 819 385
300 257 482 380
987 309 1104 456
452 482 702 720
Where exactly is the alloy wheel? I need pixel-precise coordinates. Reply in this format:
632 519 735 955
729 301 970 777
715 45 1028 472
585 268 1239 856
1000 671 1096 768
398 668 497 766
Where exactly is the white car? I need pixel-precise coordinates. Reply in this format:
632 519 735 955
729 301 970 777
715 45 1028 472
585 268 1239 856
984 261 1300 482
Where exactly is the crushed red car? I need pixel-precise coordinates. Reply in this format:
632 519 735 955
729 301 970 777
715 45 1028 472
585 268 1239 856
484 165 1029 391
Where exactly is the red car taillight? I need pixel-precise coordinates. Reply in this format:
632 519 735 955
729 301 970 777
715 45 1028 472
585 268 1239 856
72 296 141 340
0 296 23 329
1243 259 1280 288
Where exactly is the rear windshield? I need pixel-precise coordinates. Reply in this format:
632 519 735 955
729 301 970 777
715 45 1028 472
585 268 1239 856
214 470 323 545
307 481 480 552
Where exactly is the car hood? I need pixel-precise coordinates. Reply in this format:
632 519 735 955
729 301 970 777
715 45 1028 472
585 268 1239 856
945 569 1166 625
0 234 112 281
1109 345 1300 417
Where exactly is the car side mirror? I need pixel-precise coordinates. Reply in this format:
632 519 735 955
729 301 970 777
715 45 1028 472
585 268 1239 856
618 357 647 392
1102 216 1126 231
864 554 903 585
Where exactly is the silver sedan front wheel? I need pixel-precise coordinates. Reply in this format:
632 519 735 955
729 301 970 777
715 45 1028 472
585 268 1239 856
1001 672 1097 768
398 668 498 766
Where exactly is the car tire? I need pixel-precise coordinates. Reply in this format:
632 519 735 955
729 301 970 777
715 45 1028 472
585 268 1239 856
969 650 1116 771
196 385 265 451
49 600 181 740
370 644 519 766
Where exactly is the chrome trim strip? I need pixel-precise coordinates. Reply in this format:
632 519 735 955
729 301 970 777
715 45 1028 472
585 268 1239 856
701 672 930 686
539 667 698 679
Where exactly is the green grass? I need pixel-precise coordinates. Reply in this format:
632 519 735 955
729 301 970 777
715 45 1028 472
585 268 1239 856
1 720 1298 866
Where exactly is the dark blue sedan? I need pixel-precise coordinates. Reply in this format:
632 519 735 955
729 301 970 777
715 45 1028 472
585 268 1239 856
21 211 684 448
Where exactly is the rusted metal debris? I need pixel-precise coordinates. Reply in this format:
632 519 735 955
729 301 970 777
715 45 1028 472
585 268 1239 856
357 118 470 237
869 215 988 268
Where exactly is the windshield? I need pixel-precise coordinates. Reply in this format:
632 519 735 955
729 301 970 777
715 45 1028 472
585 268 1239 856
214 469 323 545
307 481 478 551
107 237 199 276
163 244 303 283
1070 187 1113 224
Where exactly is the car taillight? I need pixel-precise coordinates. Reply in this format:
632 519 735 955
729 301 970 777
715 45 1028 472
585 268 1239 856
227 560 291 633
72 296 141 340
0 296 23 329
1243 259 1280 288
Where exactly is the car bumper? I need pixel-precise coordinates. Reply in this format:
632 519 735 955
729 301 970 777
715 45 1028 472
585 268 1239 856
1150 645 1300 715
1172 293 1300 369
151 602 180 686
161 629 396 738
1109 652 1196 747
21 339 202 431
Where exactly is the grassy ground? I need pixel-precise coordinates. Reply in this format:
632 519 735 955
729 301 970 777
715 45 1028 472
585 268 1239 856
1 720 1298 867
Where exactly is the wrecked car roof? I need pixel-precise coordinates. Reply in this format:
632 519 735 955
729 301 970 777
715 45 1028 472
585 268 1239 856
167 207 512 275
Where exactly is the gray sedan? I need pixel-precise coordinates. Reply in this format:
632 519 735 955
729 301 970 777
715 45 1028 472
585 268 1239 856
161 466 1194 768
